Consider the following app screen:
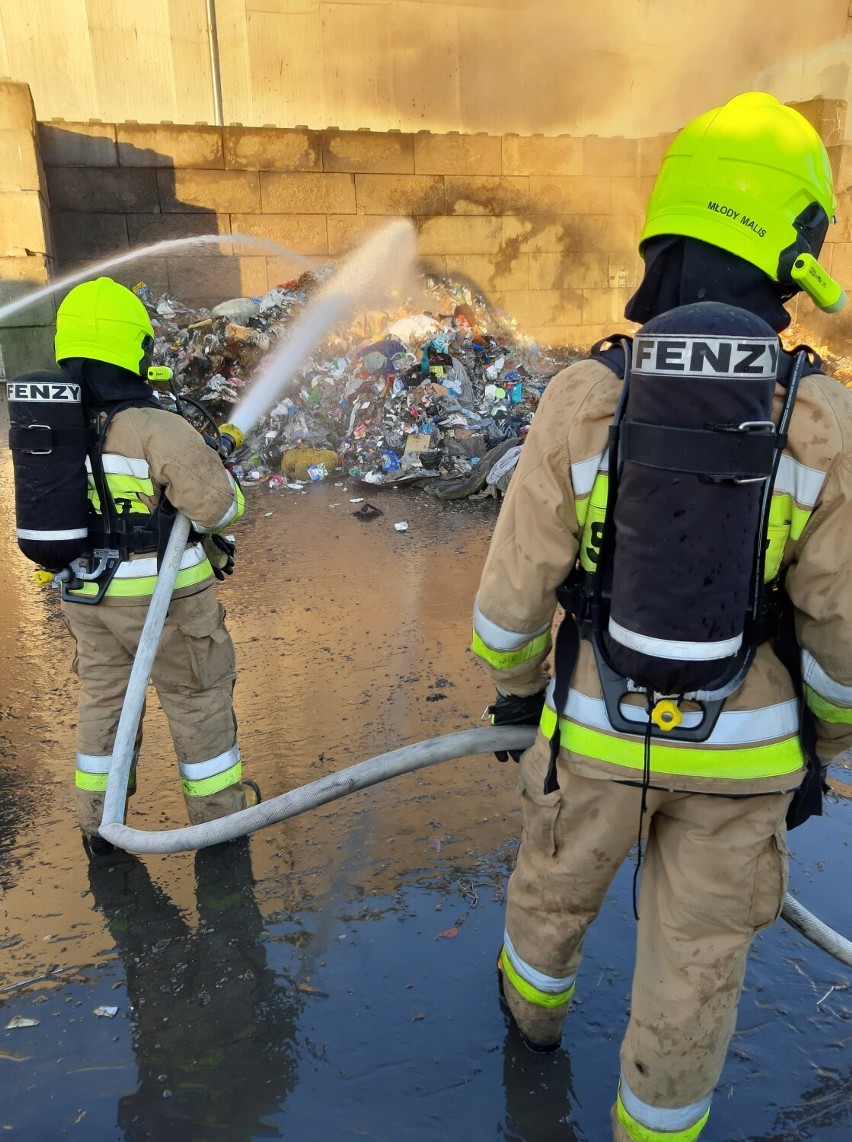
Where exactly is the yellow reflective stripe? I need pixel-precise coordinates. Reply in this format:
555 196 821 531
86 477 153 514
471 629 550 671
499 951 575 1010
75 771 109 792
805 685 852 724
616 1096 709 1142
578 471 609 571
540 705 803 780
574 492 590 528
105 473 155 511
67 558 213 599
74 769 136 792
764 494 814 581
233 480 245 523
181 760 242 798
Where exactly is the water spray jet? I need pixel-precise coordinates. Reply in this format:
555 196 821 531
98 218 419 840
0 233 316 325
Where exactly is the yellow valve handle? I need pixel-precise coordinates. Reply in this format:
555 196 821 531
651 698 682 732
33 570 54 586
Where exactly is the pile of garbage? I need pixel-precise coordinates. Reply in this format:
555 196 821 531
135 271 580 501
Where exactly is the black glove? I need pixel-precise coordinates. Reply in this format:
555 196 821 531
202 533 236 580
488 691 546 762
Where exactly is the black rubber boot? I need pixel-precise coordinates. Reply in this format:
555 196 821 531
241 778 262 807
497 957 564 1054
81 831 117 858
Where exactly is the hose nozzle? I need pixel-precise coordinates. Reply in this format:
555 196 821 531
790 253 846 313
217 423 245 458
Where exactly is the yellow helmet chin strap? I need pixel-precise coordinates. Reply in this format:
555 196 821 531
789 252 847 313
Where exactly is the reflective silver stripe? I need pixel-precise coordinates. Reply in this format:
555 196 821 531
85 455 150 478
802 649 852 705
178 745 240 782
503 930 576 995
16 527 88 540
571 448 608 497
75 753 112 775
473 597 550 652
108 542 207 579
774 454 826 507
608 617 742 661
620 1073 711 1133
555 687 800 746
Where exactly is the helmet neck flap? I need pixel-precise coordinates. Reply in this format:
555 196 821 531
625 236 793 332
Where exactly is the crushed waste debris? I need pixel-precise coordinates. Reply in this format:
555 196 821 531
133 271 582 502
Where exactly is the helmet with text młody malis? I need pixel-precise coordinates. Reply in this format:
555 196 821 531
640 91 845 313
55 277 156 374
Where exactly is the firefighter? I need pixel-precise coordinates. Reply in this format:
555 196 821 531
46 277 260 857
472 92 852 1141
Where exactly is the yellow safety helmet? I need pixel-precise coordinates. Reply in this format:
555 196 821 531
641 92 845 312
55 277 155 373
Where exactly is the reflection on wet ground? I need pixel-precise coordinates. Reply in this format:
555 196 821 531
1 451 850 1139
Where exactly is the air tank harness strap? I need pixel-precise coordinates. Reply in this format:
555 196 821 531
542 336 632 796
62 400 174 605
8 425 93 454
620 420 779 481
543 611 580 796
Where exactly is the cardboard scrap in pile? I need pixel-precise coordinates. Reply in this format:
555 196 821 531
134 271 579 501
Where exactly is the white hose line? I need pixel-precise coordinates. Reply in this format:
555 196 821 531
99 724 536 853
100 512 191 829
100 720 852 969
780 892 852 968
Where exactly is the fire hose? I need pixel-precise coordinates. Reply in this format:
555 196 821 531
98 512 852 969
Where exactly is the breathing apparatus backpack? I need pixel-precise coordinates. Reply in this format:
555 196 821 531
7 371 92 572
552 301 825 827
8 371 177 602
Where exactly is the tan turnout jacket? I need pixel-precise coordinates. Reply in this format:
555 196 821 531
65 404 245 605
473 353 852 795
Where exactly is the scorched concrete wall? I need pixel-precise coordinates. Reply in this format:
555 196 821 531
35 101 852 351
3 79 852 364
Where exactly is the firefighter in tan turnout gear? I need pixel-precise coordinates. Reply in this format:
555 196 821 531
10 278 260 858
472 93 852 1141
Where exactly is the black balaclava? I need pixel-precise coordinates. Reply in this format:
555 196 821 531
60 358 155 410
624 236 793 333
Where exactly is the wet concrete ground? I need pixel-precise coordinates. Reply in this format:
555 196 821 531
1 437 850 1140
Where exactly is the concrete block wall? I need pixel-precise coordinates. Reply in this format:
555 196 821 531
5 84 850 353
0 80 56 377
37 118 665 347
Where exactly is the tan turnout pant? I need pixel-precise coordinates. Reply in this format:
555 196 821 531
62 587 245 832
506 738 790 1137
